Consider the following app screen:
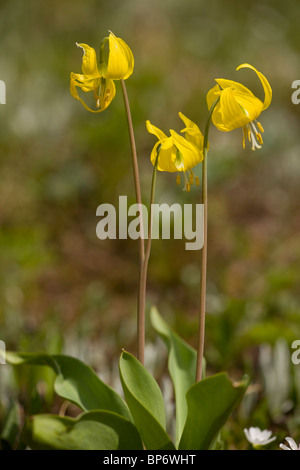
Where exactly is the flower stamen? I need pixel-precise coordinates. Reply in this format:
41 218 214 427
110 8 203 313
242 121 264 151
256 121 264 133
183 172 191 192
189 170 194 185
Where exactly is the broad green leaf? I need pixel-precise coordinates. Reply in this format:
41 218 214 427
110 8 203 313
5 352 131 421
119 351 175 450
150 306 204 445
24 411 143 450
52 355 131 420
178 372 249 450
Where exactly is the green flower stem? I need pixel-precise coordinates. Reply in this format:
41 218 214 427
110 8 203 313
138 159 158 363
120 79 145 364
195 98 220 382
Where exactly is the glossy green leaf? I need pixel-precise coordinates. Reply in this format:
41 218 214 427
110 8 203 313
24 411 143 450
150 306 204 445
5 352 131 421
119 351 175 450
178 372 249 450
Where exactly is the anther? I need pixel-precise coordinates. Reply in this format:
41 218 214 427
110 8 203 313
256 133 263 145
256 121 264 133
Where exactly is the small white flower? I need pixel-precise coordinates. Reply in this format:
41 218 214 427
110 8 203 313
280 437 300 450
244 427 276 447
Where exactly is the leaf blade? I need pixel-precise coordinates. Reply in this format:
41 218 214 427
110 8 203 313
5 352 131 421
150 306 203 445
178 372 249 450
119 351 175 450
25 411 143 450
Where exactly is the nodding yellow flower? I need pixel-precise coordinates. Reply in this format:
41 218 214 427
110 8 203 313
146 113 204 191
70 32 133 112
70 42 116 113
100 31 134 80
207 63 272 150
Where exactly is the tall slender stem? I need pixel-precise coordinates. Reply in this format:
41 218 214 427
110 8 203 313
120 79 145 364
139 161 158 340
195 98 220 382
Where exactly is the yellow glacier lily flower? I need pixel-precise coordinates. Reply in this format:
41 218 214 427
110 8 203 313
70 42 116 113
146 113 204 191
70 32 133 112
100 31 134 80
207 63 272 150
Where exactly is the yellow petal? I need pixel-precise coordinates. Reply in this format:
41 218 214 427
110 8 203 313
115 37 134 79
179 112 204 149
233 89 263 121
215 78 255 97
71 72 99 92
76 43 100 77
105 32 134 80
152 138 178 172
96 78 116 112
215 78 263 121
206 83 222 112
236 63 272 111
150 141 161 167
70 73 115 113
208 79 264 131
170 130 203 171
146 120 168 141
218 87 250 131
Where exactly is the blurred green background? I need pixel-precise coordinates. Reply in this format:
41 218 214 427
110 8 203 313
1 0 300 449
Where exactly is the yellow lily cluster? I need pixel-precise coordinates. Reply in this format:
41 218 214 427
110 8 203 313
70 31 134 113
146 64 271 187
70 32 272 185
146 113 204 191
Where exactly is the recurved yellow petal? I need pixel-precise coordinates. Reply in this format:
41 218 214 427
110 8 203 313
76 43 100 77
146 120 168 141
237 63 272 111
179 112 204 149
